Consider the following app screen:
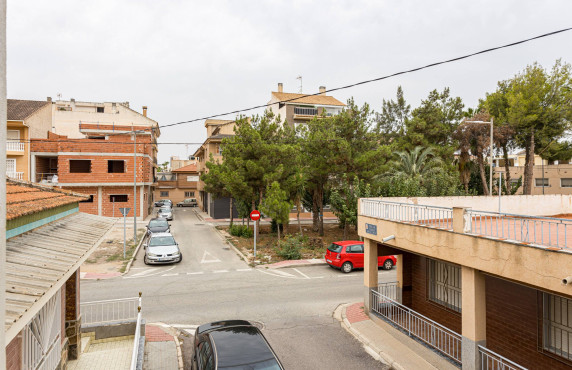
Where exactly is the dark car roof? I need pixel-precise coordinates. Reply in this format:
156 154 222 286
196 320 252 335
209 326 281 369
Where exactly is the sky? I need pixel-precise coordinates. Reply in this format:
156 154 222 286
7 0 572 163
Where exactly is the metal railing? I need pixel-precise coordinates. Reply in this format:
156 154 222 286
294 107 318 116
6 171 24 180
360 199 453 230
130 293 143 370
479 345 527 370
7 141 25 151
80 296 141 325
378 281 402 302
36 173 58 183
370 289 462 364
466 209 572 249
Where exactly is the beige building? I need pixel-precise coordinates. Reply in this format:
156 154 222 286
358 195 572 369
6 99 52 182
154 163 199 205
267 83 345 128
170 155 196 171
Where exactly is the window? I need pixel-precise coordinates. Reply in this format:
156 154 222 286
198 341 214 370
109 194 128 202
346 244 364 253
427 259 462 313
187 176 199 182
107 160 125 173
69 160 91 173
96 106 104 113
160 191 169 197
535 178 549 187
543 293 572 361
562 179 572 188
80 195 94 203
185 191 195 197
7 130 19 140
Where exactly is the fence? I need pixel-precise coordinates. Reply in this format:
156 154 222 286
467 209 572 249
478 345 527 370
370 289 462 364
294 107 318 116
130 294 143 370
360 199 454 230
81 297 140 325
378 281 402 302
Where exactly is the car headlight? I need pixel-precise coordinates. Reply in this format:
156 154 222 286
147 252 158 257
172 251 180 256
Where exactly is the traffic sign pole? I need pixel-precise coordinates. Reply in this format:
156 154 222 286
249 210 261 259
120 207 131 259
254 222 257 258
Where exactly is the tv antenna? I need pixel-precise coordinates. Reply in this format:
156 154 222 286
296 76 302 93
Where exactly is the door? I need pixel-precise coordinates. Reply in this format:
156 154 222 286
346 244 364 268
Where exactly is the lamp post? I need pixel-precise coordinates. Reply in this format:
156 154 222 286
465 118 494 195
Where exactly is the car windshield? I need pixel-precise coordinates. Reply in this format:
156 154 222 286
149 236 176 246
159 207 171 212
148 220 168 227
327 243 343 253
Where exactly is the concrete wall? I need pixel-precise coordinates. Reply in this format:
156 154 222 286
26 103 52 139
365 195 572 216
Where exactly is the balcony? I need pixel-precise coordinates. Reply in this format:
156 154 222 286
293 107 318 121
7 172 24 180
7 141 25 152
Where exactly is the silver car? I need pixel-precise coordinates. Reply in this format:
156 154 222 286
143 232 182 265
157 206 173 220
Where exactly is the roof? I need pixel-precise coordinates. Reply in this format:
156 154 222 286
208 134 234 140
271 92 345 107
5 212 115 342
6 179 89 221
7 99 50 121
172 163 197 173
204 119 234 127
333 240 363 246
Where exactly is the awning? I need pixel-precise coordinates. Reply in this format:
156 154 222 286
4 212 115 343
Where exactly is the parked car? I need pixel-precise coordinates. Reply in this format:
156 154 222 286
192 320 284 370
157 206 173 221
155 199 173 207
325 240 396 273
146 218 170 235
177 198 198 207
143 232 182 265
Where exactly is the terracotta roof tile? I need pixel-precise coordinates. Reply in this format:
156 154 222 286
172 163 198 173
7 99 50 121
271 92 345 107
6 179 88 220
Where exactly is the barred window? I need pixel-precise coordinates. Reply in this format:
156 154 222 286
561 178 572 188
427 259 462 313
185 191 195 197
543 293 572 360
535 178 549 187
160 191 169 197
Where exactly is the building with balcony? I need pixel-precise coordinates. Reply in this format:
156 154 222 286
30 99 160 219
154 163 199 204
358 195 572 369
6 99 52 181
169 155 196 171
266 83 345 128
194 119 238 218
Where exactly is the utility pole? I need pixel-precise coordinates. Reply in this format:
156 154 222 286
133 128 137 242
0 0 7 361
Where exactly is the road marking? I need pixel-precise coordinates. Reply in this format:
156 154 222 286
162 273 179 277
125 266 176 279
293 268 311 279
237 268 253 272
270 269 296 277
201 250 222 264
187 272 204 275
213 270 229 273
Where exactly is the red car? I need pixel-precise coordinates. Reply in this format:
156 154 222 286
325 240 396 273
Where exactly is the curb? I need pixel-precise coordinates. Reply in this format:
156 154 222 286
173 333 184 370
334 303 404 370
123 233 147 276
211 225 251 265
260 259 327 270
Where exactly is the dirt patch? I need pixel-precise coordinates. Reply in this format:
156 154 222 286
219 222 359 264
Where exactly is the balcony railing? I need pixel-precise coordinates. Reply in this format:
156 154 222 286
479 345 527 370
6 171 23 180
7 141 25 151
370 288 462 364
80 297 140 325
294 107 318 116
360 199 453 230
377 281 402 302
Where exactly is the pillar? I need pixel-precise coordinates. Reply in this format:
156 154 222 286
396 254 404 303
363 238 378 313
65 271 81 360
461 266 486 370
97 186 103 216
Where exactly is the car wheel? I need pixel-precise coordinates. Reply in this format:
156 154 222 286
144 255 150 265
342 262 353 273
383 259 394 270
177 254 183 263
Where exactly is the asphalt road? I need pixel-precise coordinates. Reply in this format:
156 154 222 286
82 207 393 369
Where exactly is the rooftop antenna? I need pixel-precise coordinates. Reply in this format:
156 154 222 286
56 93 62 101
296 76 302 93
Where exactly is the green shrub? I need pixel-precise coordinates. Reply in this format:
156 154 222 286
275 234 305 260
229 225 253 238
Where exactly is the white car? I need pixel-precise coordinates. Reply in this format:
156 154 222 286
157 206 173 220
143 232 182 265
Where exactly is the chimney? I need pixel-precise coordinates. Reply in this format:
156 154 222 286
70 98 76 109
142 106 148 117
112 102 117 114
278 83 283 93
319 86 326 95
47 97 52 102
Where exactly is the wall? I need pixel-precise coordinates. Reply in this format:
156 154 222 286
61 185 150 218
486 275 571 370
25 103 52 139
154 188 197 204
6 124 28 181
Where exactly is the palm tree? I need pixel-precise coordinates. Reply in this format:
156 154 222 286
392 146 442 178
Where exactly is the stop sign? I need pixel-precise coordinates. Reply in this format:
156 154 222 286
250 210 261 221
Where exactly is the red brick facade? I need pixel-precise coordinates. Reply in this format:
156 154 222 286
5 335 21 370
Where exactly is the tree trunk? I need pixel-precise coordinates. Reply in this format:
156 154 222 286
523 130 535 195
477 152 489 195
343 223 348 240
229 197 234 227
297 198 303 236
258 190 263 235
318 187 324 236
242 217 245 226
312 191 319 232
277 223 281 247
502 144 512 194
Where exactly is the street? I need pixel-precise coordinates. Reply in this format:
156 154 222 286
82 207 394 369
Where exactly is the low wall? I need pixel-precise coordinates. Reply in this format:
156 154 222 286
81 319 145 341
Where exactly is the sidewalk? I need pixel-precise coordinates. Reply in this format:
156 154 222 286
144 324 181 370
335 302 458 370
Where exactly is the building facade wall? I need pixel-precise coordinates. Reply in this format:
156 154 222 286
6 124 29 181
507 165 572 195
62 185 150 218
26 103 52 139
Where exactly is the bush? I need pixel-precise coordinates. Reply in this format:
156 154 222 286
229 225 253 238
275 234 305 260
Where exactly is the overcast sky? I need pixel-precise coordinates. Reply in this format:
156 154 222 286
7 0 572 163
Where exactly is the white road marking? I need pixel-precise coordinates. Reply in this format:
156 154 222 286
270 269 296 277
125 266 176 279
293 268 311 279
213 270 229 273
187 272 204 275
162 273 179 277
237 268 253 272
201 250 222 264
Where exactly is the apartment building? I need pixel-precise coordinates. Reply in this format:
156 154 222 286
194 119 238 218
6 99 52 181
358 195 572 369
154 162 199 204
266 83 345 128
30 99 160 218
170 155 196 171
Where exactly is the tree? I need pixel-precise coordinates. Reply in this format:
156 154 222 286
390 146 442 178
330 176 372 239
202 154 237 226
375 86 411 144
158 161 169 172
260 182 291 245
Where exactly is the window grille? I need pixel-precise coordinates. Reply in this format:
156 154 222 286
427 259 462 313
543 293 572 360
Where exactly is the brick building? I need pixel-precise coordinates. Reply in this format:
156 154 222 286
154 162 199 205
359 196 572 369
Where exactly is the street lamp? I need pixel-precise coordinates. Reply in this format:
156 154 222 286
465 118 494 195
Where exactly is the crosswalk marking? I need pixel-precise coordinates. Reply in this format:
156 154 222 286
213 270 229 273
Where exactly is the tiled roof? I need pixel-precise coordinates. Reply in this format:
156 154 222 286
6 179 88 220
271 92 345 107
172 163 198 173
7 99 50 121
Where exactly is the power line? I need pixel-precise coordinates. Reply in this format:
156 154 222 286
156 27 572 130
